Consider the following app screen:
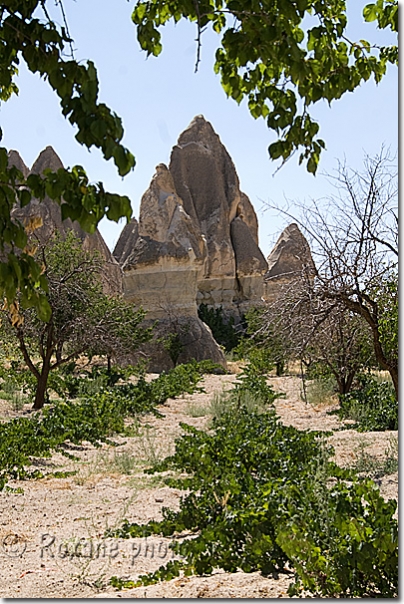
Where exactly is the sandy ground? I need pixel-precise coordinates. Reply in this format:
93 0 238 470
0 373 398 598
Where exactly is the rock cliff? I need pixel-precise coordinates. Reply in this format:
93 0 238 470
8 147 123 295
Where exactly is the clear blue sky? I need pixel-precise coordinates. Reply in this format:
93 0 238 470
0 1 398 257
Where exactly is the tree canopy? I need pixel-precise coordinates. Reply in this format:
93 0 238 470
0 1 135 319
264 149 398 397
1 231 150 409
0 0 397 320
132 0 397 172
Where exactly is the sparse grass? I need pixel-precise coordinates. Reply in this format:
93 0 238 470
0 380 28 412
73 448 138 485
104 450 138 475
137 426 166 467
209 388 271 421
209 390 231 420
304 376 337 406
352 434 398 479
185 401 211 417
129 472 168 490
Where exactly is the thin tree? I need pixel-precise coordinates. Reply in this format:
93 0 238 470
266 149 398 397
2 231 150 409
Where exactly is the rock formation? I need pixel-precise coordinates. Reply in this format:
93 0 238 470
8 147 122 295
263 223 316 303
169 115 268 313
112 116 274 370
117 163 226 371
120 163 207 319
113 218 139 266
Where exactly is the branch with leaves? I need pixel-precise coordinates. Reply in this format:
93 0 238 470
132 0 397 173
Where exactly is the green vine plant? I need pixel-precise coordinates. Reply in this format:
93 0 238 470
108 360 397 597
0 361 214 491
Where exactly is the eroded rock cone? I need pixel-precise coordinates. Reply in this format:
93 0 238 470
7 150 30 179
116 162 226 371
113 218 139 266
169 115 267 312
9 146 123 295
263 223 316 303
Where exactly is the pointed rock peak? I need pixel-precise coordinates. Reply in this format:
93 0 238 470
267 223 309 257
266 222 315 279
113 218 139 265
281 223 304 237
153 163 177 194
7 150 29 178
30 146 64 175
177 115 219 148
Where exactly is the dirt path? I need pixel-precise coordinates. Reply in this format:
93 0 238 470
0 374 398 598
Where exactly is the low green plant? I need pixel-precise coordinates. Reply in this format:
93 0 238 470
108 369 397 598
198 304 241 352
278 478 397 597
336 374 397 431
0 361 210 490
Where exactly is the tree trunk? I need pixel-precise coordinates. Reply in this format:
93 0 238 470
390 367 398 401
56 341 63 364
33 362 51 410
336 371 356 395
276 361 285 377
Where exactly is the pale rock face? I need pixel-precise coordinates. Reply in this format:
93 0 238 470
230 215 268 311
117 161 226 369
121 163 208 319
169 115 267 310
113 218 139 266
9 146 123 296
7 150 30 179
263 223 316 303
114 115 273 369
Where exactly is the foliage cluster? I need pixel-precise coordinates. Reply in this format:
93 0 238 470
0 361 212 491
235 307 287 375
0 1 137 316
132 0 397 173
0 231 151 409
198 304 241 352
109 366 397 597
335 374 397 431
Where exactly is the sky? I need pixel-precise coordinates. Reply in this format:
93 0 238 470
0 1 398 257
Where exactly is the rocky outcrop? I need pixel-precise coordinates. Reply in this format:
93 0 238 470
112 116 272 370
120 163 207 319
8 146 122 295
7 150 30 179
263 223 316 303
113 218 139 266
116 163 226 371
169 115 267 312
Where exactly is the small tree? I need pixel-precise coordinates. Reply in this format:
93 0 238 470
2 231 150 409
267 150 398 397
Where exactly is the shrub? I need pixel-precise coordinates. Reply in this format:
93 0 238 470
109 372 397 597
0 361 210 490
336 374 397 431
198 304 241 352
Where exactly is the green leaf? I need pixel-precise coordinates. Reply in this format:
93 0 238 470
363 4 379 22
